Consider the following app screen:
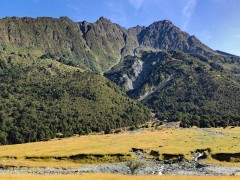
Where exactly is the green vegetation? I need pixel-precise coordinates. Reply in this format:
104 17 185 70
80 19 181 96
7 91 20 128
0 17 127 73
0 16 239 146
79 17 126 72
106 51 240 127
0 44 151 145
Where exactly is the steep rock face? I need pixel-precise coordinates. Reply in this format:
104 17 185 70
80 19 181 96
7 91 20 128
105 51 175 94
120 58 144 90
136 20 212 54
120 26 144 57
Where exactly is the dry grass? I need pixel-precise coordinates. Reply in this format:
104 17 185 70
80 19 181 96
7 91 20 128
0 127 239 167
0 159 83 168
0 174 239 180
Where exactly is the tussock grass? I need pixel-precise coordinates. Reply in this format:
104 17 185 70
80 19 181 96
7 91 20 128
0 127 239 167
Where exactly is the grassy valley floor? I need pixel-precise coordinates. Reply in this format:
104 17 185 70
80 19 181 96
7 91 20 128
0 126 239 177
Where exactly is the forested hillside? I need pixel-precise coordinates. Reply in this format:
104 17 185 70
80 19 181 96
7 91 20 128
105 50 240 127
0 45 151 144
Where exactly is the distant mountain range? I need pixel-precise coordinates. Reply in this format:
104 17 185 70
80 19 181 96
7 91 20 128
0 16 239 144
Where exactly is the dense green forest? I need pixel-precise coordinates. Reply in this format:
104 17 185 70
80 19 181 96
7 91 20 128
0 45 151 145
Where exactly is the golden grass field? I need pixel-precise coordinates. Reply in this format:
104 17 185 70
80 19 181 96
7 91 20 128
0 174 240 180
0 127 239 168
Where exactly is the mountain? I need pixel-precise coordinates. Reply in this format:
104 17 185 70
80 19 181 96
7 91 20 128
103 19 240 127
128 20 212 54
0 16 239 140
0 16 131 73
0 17 99 71
1 17 239 73
105 50 240 127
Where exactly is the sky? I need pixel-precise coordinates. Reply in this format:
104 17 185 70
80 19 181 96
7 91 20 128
0 0 239 55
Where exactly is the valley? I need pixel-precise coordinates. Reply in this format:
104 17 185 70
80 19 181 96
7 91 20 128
0 125 239 176
0 16 239 178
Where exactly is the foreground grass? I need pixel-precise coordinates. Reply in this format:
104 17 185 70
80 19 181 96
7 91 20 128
0 127 239 167
0 174 240 180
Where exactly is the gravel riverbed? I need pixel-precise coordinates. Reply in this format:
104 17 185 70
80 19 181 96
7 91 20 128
0 159 239 176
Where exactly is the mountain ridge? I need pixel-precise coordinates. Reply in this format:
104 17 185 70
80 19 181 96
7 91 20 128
0 16 239 74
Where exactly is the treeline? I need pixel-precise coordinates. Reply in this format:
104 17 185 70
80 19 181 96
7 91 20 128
0 61 151 145
156 112 240 128
179 114 240 128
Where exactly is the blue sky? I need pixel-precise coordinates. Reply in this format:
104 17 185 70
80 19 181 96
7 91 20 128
0 0 239 55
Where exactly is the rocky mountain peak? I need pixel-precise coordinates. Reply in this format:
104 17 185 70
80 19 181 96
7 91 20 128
148 20 176 32
97 16 113 24
79 21 92 35
152 19 173 26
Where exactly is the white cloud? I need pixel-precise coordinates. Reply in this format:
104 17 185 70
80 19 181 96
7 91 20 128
182 0 197 30
128 0 145 10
